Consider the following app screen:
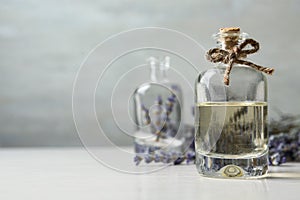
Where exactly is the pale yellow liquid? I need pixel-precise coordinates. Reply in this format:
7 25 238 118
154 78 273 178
195 102 268 178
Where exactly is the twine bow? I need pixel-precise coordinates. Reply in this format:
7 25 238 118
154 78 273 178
206 38 274 85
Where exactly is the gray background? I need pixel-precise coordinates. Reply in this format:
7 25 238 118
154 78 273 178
1 0 300 147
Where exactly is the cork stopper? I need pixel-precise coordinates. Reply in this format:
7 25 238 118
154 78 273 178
218 27 241 50
219 27 240 34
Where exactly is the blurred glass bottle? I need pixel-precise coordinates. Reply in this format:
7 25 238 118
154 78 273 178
133 56 184 153
195 28 269 178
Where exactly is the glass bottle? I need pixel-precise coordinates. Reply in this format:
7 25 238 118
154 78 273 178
133 56 184 154
195 28 269 178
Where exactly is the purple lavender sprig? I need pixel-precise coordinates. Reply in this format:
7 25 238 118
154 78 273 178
134 150 195 166
141 93 178 142
140 97 300 166
135 130 300 166
135 112 300 166
154 94 176 141
268 131 300 165
141 104 151 125
268 114 300 165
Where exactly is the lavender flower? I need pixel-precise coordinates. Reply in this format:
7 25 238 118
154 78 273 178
170 85 180 92
134 155 142 165
134 150 196 166
186 151 196 164
268 131 300 165
140 92 178 142
141 104 151 125
135 113 300 167
174 157 185 165
135 132 298 167
156 95 163 105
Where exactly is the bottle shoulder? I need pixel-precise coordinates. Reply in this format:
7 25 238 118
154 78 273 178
134 81 182 95
196 65 267 84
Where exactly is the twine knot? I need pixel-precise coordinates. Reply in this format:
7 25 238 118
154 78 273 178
206 38 274 85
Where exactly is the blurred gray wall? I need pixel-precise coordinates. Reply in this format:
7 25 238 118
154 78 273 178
1 0 300 147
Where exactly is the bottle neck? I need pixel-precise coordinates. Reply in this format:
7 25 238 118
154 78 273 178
214 32 248 50
220 39 239 50
150 66 168 82
148 56 170 83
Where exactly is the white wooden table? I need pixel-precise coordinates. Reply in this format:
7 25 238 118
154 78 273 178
0 148 299 200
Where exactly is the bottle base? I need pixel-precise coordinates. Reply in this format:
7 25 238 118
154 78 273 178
195 151 268 179
134 131 184 153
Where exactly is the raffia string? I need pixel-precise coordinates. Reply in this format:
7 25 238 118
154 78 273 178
206 38 275 85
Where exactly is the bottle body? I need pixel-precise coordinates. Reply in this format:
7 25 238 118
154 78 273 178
133 57 184 154
195 64 269 178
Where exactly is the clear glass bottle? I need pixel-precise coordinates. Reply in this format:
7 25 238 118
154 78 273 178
195 28 269 178
133 56 184 154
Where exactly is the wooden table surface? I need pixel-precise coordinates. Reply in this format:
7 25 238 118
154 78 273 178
0 148 299 200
